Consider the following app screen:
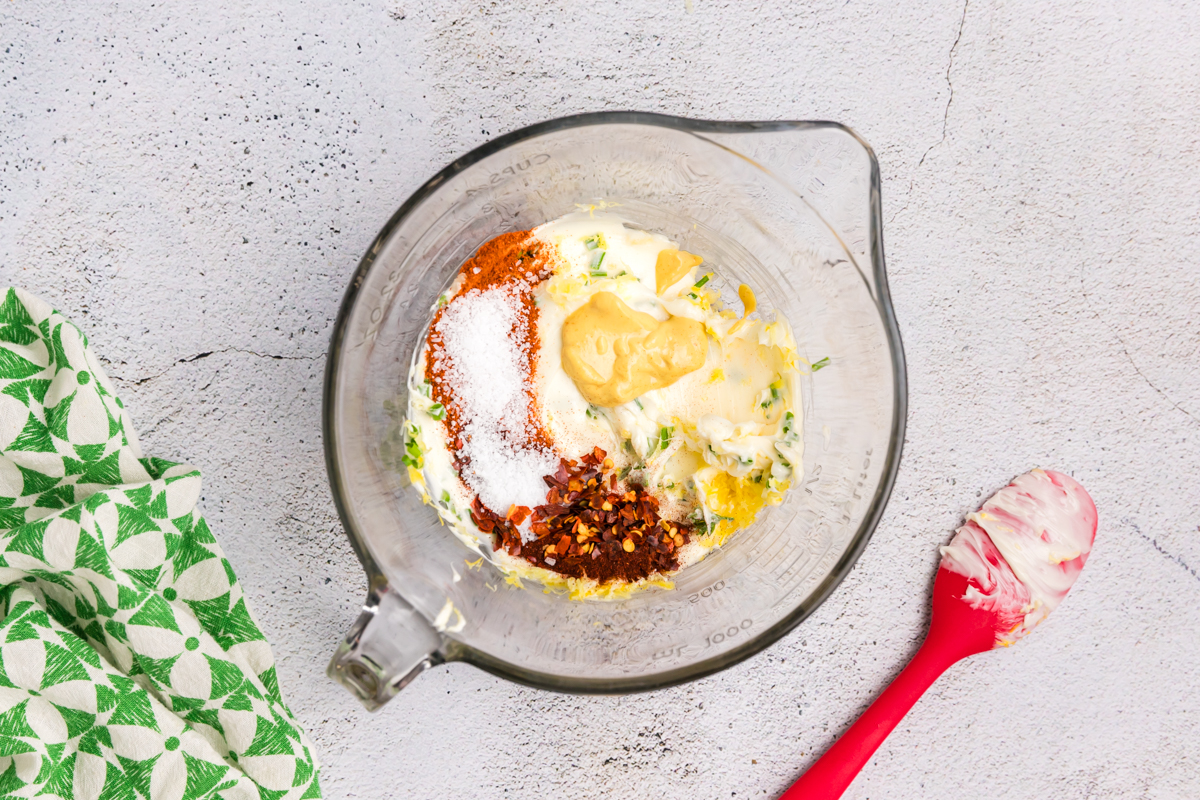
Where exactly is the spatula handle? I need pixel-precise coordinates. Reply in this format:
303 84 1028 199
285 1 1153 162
778 639 953 800
780 567 999 800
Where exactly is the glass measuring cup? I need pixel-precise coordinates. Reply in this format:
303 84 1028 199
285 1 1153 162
323 113 906 709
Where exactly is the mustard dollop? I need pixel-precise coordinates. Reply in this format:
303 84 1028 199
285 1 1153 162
655 248 704 294
561 292 707 407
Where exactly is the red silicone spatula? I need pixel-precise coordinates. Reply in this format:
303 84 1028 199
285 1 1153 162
780 468 1098 800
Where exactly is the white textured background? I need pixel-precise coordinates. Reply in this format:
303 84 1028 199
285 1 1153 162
3 1 1199 797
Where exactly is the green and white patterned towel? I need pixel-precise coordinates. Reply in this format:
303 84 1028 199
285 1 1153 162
0 288 320 799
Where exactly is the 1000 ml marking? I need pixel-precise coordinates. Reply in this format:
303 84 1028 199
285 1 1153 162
706 619 753 648
652 617 756 661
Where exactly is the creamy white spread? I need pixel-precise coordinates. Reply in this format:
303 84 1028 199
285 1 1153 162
400 211 806 599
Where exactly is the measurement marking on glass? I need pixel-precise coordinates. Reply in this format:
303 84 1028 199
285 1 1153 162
705 619 754 648
688 580 727 604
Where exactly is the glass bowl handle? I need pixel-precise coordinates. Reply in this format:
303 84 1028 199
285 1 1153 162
327 583 444 711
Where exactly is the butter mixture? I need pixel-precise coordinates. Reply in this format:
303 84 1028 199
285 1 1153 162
400 211 805 598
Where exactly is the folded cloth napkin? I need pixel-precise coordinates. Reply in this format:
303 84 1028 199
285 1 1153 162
0 288 320 799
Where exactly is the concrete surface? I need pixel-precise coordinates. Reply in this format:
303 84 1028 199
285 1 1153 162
3 1 1199 797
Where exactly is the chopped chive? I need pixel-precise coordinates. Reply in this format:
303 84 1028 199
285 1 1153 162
584 234 601 250
590 250 606 270
659 426 673 450
428 402 446 421
440 490 451 504
811 356 831 372
633 398 644 410
401 427 424 468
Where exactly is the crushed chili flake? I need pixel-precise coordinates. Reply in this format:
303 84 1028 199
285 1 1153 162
469 448 694 585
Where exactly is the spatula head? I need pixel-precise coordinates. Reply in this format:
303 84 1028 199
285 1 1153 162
937 469 1097 648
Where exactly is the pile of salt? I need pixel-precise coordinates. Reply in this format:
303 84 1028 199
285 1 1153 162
432 286 557 520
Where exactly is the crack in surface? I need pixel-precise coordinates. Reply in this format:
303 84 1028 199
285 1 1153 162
888 0 969 224
918 0 969 168
1080 263 1199 426
1130 521 1200 585
103 347 321 386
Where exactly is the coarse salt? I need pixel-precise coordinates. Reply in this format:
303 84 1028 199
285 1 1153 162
433 285 557 520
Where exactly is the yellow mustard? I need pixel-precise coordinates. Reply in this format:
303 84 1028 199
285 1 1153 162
729 283 757 335
561 292 707 407
737 283 756 315
655 248 704 294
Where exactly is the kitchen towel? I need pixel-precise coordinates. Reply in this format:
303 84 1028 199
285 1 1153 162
0 288 320 799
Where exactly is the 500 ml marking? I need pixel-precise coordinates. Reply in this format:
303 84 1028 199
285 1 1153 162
688 580 726 604
705 619 753 647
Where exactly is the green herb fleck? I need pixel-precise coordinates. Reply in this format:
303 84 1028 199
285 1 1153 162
811 356 831 372
761 380 782 410
428 402 446 421
400 422 424 469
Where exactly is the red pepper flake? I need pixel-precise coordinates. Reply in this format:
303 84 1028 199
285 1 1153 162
470 448 696 585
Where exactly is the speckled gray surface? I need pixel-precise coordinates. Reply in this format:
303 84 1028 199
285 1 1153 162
3 1 1199 797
